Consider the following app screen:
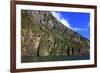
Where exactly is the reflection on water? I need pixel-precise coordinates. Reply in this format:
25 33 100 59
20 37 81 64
21 55 90 63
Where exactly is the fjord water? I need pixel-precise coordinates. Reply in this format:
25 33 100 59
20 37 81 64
22 55 90 63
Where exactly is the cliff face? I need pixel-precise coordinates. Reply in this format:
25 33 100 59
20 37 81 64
21 10 90 57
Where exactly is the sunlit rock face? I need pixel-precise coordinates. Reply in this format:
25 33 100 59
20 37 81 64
21 10 90 57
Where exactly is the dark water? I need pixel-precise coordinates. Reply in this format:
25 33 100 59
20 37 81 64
21 55 90 63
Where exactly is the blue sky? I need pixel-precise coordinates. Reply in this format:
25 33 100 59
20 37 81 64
51 11 90 40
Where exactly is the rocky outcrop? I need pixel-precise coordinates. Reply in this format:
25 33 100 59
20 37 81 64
21 29 41 56
21 10 90 57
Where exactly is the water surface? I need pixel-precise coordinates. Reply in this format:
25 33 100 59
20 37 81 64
21 55 90 63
